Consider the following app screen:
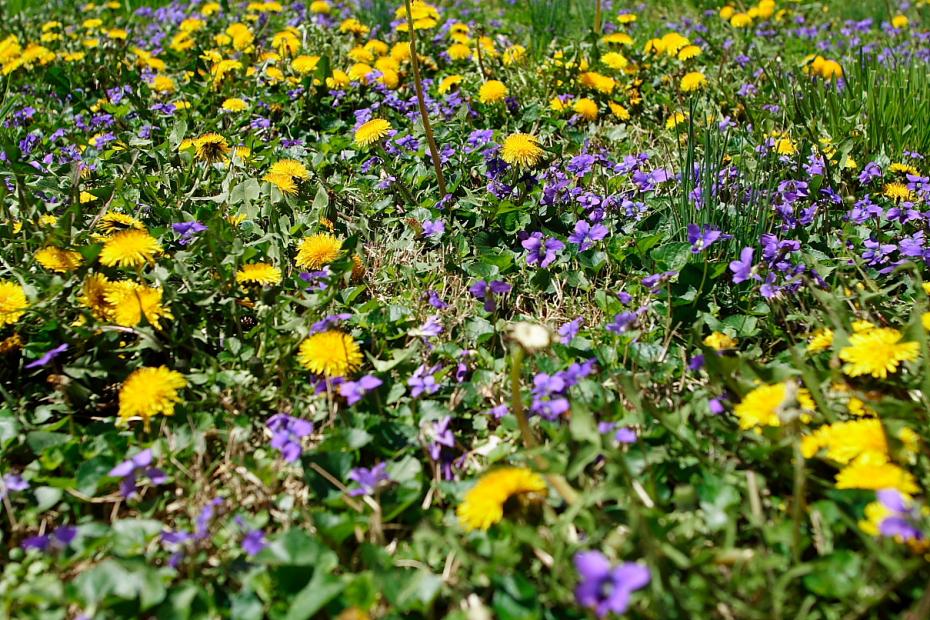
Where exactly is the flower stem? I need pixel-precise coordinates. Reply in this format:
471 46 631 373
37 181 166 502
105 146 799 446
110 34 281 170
510 345 579 506
594 0 603 35
402 0 447 198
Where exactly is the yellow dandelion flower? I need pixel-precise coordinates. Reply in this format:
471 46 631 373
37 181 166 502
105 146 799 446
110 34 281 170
835 456 918 494
666 111 687 129
703 331 737 351
601 51 628 70
221 97 248 112
264 172 298 194
351 253 365 281
806 328 834 353
0 281 28 327
79 273 113 320
601 32 633 46
354 118 392 147
98 212 145 235
105 281 172 328
447 43 471 60
730 13 752 27
193 133 230 162
892 14 909 29
118 366 187 427
573 98 598 121
36 247 82 273
839 327 919 379
292 54 321 74
99 229 162 268
802 419 887 464
151 74 176 93
677 45 702 61
478 80 508 104
236 263 282 286
608 102 630 121
500 133 545 168
889 162 919 175
269 159 310 179
297 330 362 377
579 71 616 94
438 74 463 94
296 233 343 269
310 0 330 13
79 191 97 203
733 382 794 430
457 467 547 531
39 214 59 227
883 182 914 202
680 71 707 92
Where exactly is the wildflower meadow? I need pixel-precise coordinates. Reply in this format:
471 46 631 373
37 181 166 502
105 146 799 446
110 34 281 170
4 0 930 617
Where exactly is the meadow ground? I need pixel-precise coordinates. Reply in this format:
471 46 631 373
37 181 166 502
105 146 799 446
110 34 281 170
3 0 930 618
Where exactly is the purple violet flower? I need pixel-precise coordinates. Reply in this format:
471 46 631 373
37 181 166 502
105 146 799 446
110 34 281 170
338 375 383 405
348 462 391 496
267 414 314 462
522 232 565 268
24 343 68 369
108 448 168 498
574 551 650 618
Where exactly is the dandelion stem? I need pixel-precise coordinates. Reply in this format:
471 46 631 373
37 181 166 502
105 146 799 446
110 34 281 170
510 345 579 505
402 0 448 198
594 0 602 35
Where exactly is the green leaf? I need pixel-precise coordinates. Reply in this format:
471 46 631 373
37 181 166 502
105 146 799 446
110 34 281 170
284 572 344 620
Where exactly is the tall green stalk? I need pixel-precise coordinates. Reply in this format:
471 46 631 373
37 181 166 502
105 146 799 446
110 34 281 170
402 0 447 198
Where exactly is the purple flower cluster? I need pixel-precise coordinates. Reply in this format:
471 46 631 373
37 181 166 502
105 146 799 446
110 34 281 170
469 279 511 312
338 375 382 405
522 231 565 268
530 359 596 420
267 414 314 462
348 462 391 496
109 448 167 498
574 551 650 618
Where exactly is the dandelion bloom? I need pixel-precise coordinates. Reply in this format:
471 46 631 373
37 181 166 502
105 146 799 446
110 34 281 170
456 467 546 531
500 133 545 168
478 80 508 104
802 418 887 465
236 263 282 286
221 97 248 112
263 159 310 194
35 247 82 273
839 327 918 379
438 74 463 94
97 212 145 235
883 182 913 202
193 133 230 162
573 98 598 121
680 71 707 92
0 281 28 327
296 233 342 269
99 229 162 268
666 111 687 129
297 330 362 377
835 457 919 494
79 274 113 320
118 366 187 427
806 328 834 353
291 54 321 74
732 383 811 430
703 332 737 351
354 119 392 147
104 281 172 328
